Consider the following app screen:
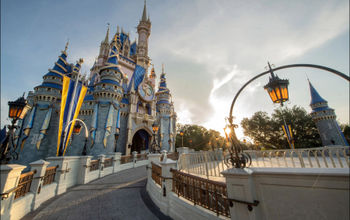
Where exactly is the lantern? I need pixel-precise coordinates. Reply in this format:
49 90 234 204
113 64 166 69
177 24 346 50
179 130 184 136
8 95 30 121
73 123 82 134
152 123 159 133
264 63 289 105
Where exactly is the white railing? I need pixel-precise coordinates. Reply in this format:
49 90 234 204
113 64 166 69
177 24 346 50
178 146 350 178
246 146 350 168
178 150 228 178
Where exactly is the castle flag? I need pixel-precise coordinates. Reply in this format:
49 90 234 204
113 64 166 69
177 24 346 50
56 76 87 156
282 124 294 149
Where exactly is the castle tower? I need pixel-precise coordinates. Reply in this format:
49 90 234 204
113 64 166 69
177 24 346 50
308 81 349 146
136 1 151 70
156 65 176 152
14 45 82 165
88 44 125 154
97 25 111 68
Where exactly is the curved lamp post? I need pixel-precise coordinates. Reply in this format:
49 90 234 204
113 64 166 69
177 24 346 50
152 123 159 153
60 118 89 156
225 63 350 168
0 94 31 164
179 129 184 147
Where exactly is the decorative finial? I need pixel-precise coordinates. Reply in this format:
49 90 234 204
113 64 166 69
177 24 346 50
64 39 69 52
117 25 120 34
267 61 275 77
162 63 165 73
78 58 84 65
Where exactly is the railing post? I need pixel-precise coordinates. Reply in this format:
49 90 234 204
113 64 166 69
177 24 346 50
78 156 92 184
222 168 262 220
107 152 121 173
147 154 162 186
132 151 138 168
46 156 69 195
161 159 177 216
29 159 50 210
0 164 27 220
98 154 105 178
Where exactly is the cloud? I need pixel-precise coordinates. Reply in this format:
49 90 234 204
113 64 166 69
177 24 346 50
148 0 349 136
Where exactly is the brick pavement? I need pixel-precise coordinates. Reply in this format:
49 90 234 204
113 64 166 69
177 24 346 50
22 165 172 220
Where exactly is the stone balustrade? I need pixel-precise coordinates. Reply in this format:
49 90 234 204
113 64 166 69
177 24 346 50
0 152 148 220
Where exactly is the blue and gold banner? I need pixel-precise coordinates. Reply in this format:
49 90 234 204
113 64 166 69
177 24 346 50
57 76 87 156
282 124 294 149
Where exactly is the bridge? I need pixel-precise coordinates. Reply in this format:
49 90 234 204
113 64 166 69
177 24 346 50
1 147 349 220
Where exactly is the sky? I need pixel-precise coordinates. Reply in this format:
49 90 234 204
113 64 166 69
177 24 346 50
1 0 349 138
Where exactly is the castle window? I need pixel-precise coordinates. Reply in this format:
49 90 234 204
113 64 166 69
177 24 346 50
47 88 51 91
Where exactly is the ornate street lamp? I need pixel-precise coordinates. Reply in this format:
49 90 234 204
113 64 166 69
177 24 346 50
225 62 349 169
1 94 31 164
264 63 289 106
179 129 184 147
152 123 159 153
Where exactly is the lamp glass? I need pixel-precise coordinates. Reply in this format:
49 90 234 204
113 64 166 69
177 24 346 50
73 123 82 134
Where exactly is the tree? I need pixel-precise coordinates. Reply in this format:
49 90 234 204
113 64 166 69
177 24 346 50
241 105 321 149
340 123 350 144
175 124 227 151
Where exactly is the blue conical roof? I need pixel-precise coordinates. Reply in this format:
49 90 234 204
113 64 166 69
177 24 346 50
44 50 69 77
158 73 169 93
309 81 327 105
103 44 121 73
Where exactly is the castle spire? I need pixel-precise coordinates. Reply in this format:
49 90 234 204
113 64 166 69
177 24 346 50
104 23 110 43
308 80 327 106
141 0 147 21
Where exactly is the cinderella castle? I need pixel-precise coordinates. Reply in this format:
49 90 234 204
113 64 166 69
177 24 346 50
13 2 177 165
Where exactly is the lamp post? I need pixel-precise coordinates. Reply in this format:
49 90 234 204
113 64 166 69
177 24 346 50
152 123 159 153
0 94 31 164
225 62 349 168
179 129 184 147
59 118 89 156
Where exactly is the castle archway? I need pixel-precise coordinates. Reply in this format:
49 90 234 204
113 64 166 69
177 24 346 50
131 129 151 153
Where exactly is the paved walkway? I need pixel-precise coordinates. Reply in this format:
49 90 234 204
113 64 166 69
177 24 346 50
22 166 172 220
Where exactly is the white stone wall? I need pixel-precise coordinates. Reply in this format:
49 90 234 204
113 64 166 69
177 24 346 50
0 154 148 220
222 167 350 220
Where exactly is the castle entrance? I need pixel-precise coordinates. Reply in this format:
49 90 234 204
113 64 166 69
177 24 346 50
131 129 151 153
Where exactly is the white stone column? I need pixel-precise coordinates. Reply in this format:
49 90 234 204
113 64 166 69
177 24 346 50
222 168 262 220
46 156 70 195
147 153 161 165
78 156 92 184
0 164 27 220
29 159 50 210
132 151 138 168
160 159 177 216
107 152 121 173
98 154 105 178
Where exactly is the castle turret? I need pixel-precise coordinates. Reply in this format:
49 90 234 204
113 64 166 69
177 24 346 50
156 65 176 152
14 44 81 165
97 25 111 67
308 80 349 146
89 44 125 154
136 0 151 70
